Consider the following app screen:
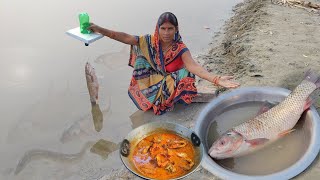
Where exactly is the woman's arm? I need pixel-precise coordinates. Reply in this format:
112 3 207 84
181 51 240 88
87 23 138 46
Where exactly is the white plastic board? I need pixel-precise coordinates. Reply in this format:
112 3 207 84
66 27 103 45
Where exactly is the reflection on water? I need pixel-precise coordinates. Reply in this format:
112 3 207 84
60 96 111 144
91 104 104 132
207 102 310 175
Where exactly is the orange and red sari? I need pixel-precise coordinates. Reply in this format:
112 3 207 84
128 23 197 115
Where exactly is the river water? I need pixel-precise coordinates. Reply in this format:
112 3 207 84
0 0 242 179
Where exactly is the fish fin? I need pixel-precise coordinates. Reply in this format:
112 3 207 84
278 129 296 138
304 69 320 88
304 98 313 111
245 138 269 147
256 101 274 116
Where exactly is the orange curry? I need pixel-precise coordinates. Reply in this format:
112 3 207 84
131 132 195 179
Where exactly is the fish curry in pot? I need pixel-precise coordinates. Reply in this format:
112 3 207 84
130 131 196 179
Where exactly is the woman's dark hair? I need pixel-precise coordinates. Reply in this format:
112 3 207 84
157 12 178 27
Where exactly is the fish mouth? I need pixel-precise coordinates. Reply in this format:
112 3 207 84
208 130 245 159
209 148 232 159
209 147 234 159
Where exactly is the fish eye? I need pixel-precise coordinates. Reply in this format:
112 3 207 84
226 133 232 136
219 140 225 146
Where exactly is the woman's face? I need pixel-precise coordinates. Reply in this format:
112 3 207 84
159 22 176 44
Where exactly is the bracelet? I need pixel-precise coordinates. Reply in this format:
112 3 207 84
212 76 221 85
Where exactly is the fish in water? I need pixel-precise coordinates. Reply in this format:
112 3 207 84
85 62 99 104
14 141 95 175
60 63 112 143
14 140 119 175
209 70 320 159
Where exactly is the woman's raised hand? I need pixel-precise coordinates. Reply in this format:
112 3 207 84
215 75 240 88
87 23 101 33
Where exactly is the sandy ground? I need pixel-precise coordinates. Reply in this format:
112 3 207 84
199 0 320 105
105 0 320 179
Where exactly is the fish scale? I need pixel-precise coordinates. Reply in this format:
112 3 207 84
234 80 317 140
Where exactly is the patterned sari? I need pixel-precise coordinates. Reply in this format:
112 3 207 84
128 23 197 115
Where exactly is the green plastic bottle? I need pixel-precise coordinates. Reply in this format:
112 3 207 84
79 12 91 34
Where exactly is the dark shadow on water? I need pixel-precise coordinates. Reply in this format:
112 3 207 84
60 101 111 143
89 139 120 160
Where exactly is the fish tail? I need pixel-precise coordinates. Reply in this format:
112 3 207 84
305 69 320 88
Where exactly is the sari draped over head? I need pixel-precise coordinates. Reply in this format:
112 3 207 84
128 20 197 115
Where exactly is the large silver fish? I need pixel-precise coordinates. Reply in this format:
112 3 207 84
209 70 320 159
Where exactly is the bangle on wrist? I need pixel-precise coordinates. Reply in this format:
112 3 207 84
212 76 221 85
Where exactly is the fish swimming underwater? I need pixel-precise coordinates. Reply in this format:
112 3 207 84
14 140 119 175
14 141 95 175
209 70 320 159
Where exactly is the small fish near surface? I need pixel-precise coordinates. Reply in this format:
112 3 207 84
86 62 104 132
209 70 320 159
60 63 112 143
85 62 99 105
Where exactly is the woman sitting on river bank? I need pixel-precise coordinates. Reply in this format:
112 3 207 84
88 12 240 115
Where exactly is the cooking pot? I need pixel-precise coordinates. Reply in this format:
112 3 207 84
120 121 204 180
195 87 320 179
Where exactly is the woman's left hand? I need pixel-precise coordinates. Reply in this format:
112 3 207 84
216 76 240 88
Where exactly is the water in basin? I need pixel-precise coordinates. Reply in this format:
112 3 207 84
207 101 311 175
